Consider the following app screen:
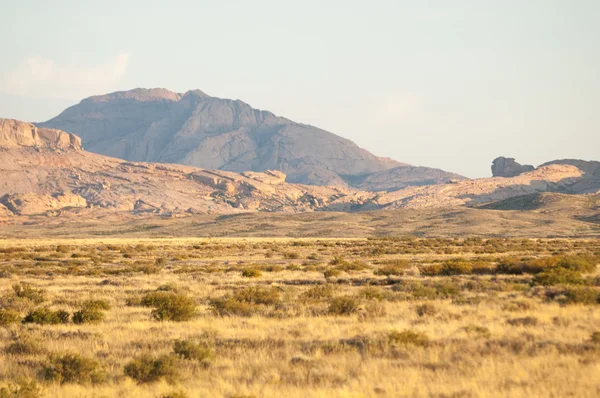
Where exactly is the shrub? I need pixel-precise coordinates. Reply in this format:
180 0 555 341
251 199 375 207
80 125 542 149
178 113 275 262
556 255 597 273
374 259 409 276
323 269 342 278
141 291 196 322
590 331 600 344
41 353 105 384
283 252 300 259
440 259 472 275
173 339 214 362
299 285 334 302
22 308 70 325
328 296 359 316
0 379 41 398
241 268 262 278
231 287 281 306
388 330 429 347
80 299 111 311
5 335 45 356
12 283 45 304
420 264 443 276
558 287 599 305
124 354 178 384
416 303 437 317
507 316 539 327
358 287 385 301
72 308 104 325
0 309 20 327
209 287 280 317
533 268 583 286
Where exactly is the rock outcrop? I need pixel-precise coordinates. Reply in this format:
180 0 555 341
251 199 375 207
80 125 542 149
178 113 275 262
38 88 463 191
0 119 82 150
491 157 534 177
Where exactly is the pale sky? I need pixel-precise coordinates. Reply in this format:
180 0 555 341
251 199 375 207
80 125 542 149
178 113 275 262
1 0 598 177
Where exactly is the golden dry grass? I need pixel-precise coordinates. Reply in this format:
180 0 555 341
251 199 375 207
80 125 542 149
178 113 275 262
0 237 599 397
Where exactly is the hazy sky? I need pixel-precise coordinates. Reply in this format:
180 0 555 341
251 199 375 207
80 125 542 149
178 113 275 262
1 0 598 177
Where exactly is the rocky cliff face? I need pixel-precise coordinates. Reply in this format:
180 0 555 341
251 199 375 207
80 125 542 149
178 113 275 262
38 88 464 191
0 119 82 150
491 157 535 177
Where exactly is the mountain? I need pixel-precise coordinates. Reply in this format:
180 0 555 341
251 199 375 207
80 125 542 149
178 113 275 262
38 88 464 191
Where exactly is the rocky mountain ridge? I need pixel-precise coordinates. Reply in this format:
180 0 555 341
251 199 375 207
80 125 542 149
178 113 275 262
38 88 465 191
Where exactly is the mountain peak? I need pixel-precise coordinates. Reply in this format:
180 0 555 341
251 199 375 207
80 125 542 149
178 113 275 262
84 88 182 103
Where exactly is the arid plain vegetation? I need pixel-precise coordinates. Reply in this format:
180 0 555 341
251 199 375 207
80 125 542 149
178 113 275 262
0 237 599 398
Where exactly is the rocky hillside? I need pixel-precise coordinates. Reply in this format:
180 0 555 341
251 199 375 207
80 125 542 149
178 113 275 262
0 119 382 217
2 119 599 219
38 88 464 191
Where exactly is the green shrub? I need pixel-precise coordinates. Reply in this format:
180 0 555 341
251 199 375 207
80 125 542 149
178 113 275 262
124 354 178 384
241 268 262 278
0 309 20 327
440 259 472 275
556 255 597 273
230 287 281 306
420 264 443 276
388 330 429 347
79 299 111 311
41 353 105 384
22 308 70 325
141 291 196 322
559 287 599 305
72 308 104 325
12 284 45 304
173 339 214 362
532 268 583 286
328 296 359 316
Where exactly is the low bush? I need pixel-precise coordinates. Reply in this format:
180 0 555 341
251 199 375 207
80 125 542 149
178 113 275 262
12 283 45 304
387 330 429 347
173 339 214 362
141 291 196 322
299 285 334 302
374 259 409 276
358 287 385 301
124 354 178 384
0 379 41 398
241 268 262 278
440 259 472 275
5 335 45 355
209 287 280 317
41 353 106 384
416 303 437 317
0 309 20 327
328 296 359 316
22 308 70 325
532 268 583 286
558 287 599 305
